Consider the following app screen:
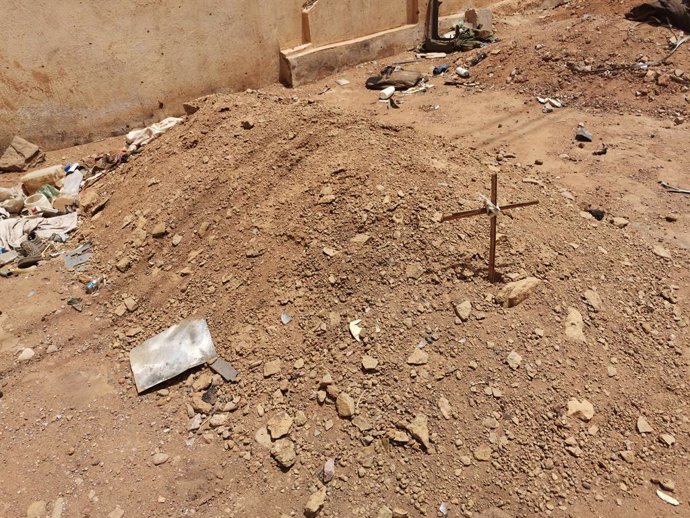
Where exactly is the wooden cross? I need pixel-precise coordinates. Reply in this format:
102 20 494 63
441 173 539 283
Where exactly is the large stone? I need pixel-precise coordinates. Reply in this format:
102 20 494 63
506 351 522 370
407 348 428 365
361 355 379 372
474 444 492 461
0 136 44 172
271 438 297 469
454 300 472 322
405 414 430 450
565 308 587 343
304 488 327 517
653 245 672 259
567 398 594 421
336 392 355 419
255 427 272 448
267 411 293 439
495 277 541 308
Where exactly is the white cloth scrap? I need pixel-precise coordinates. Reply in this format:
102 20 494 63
0 212 78 250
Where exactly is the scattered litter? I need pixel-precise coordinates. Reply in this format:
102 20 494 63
129 319 218 393
576 127 593 142
660 180 690 194
366 67 423 90
420 104 440 112
379 86 396 100
424 1 496 52
593 144 609 156
209 357 238 382
349 319 363 342
439 502 449 516
280 313 293 325
64 242 93 270
433 64 450 75
657 489 680 506
0 250 18 267
416 52 447 59
468 52 488 67
126 117 184 152
403 81 435 95
85 276 103 294
537 97 562 109
456 66 470 78
335 79 350 86
627 1 690 33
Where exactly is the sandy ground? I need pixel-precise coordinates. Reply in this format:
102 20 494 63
1 1 689 518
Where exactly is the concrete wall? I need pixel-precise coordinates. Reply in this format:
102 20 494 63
0 0 487 151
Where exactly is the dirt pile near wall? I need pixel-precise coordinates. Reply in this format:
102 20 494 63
79 90 688 516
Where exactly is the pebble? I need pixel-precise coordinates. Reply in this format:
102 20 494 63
438 397 452 420
405 262 425 279
407 349 429 365
17 348 35 361
653 245 672 259
255 427 272 448
583 289 602 312
377 507 393 518
454 300 472 322
267 411 293 439
116 258 131 272
567 398 594 421
323 458 336 483
405 414 430 450
612 217 629 228
362 355 379 371
192 372 213 391
271 438 297 469
659 434 676 447
152 453 169 466
172 234 183 246
263 359 282 377
108 507 125 518
336 392 355 418
565 308 587 343
152 222 167 238
495 277 541 307
637 416 653 434
506 351 522 370
474 444 492 461
26 501 47 518
304 488 327 517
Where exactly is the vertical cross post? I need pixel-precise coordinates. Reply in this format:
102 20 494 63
488 173 498 283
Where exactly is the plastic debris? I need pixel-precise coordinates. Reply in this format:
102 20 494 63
280 313 293 325
130 319 218 393
349 319 362 342
209 357 238 382
64 242 93 270
657 489 680 506
456 66 470 78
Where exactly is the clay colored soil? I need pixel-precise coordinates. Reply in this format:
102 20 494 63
1 1 689 517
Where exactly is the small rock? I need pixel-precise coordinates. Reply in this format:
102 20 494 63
209 414 228 428
657 73 671 87
350 233 371 245
188 414 202 431
255 427 272 448
294 410 307 427
405 262 425 280
607 366 617 377
323 458 335 483
267 411 293 439
506 351 522 370
619 450 635 463
583 290 602 312
495 277 541 307
191 394 212 414
263 359 282 377
152 452 169 466
474 444 492 461
108 508 125 518
392 509 409 518
612 217 629 228
659 434 676 447
565 307 587 343
454 300 472 322
271 438 297 469
17 348 35 361
241 119 255 130
124 297 138 312
152 222 167 238
304 488 326 517
362 355 379 372
172 234 183 246
438 397 452 420
567 398 594 421
653 245 672 259
405 414 430 450
336 392 355 419
407 348 429 365
192 372 213 391
116 257 131 272
26 501 47 518
637 416 653 434
377 507 393 518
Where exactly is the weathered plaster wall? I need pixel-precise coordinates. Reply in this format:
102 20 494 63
0 0 494 151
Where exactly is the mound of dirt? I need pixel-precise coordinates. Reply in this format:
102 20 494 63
77 90 688 516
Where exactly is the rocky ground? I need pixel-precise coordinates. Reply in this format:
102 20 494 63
1 1 689 517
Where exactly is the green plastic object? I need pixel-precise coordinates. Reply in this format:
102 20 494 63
37 184 60 201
